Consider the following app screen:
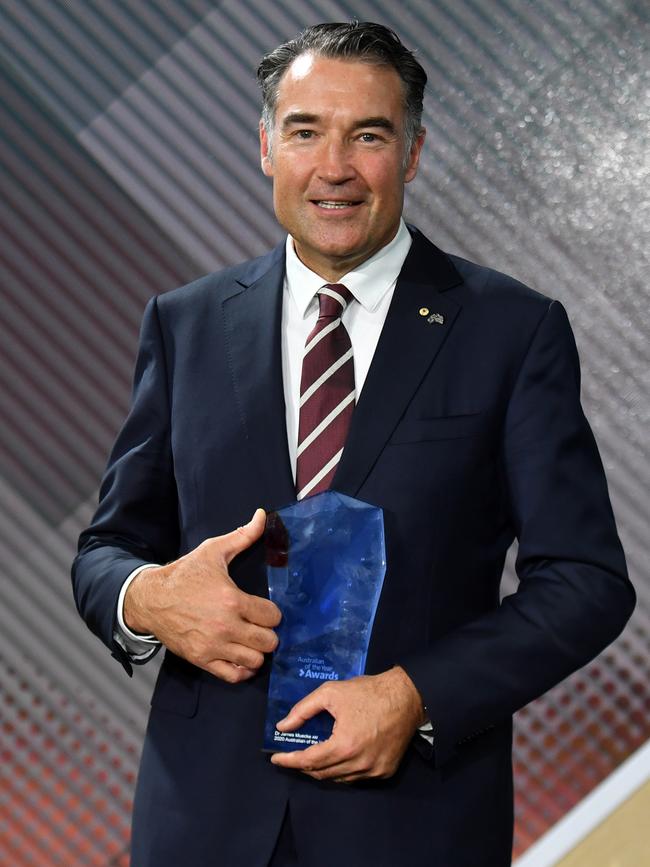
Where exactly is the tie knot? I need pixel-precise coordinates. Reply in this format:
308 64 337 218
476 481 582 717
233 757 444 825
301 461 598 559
318 284 353 317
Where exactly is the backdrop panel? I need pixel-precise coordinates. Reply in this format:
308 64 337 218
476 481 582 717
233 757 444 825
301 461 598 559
1 1 647 863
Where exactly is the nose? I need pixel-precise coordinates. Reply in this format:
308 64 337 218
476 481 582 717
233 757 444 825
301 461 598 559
317 140 356 184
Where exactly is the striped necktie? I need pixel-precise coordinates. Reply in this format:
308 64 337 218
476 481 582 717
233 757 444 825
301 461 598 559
296 284 355 500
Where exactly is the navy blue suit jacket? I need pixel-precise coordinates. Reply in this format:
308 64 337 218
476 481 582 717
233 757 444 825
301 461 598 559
73 228 634 867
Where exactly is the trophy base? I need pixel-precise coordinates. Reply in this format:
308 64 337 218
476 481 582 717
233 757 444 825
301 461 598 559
262 710 334 753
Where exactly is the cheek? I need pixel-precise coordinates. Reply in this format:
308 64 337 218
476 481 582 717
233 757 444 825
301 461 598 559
366 164 404 200
273 165 309 201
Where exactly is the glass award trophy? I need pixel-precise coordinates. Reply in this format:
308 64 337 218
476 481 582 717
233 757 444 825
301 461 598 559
263 491 386 752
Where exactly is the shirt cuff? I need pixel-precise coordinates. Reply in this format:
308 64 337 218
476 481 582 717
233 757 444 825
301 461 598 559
417 717 434 745
114 564 162 660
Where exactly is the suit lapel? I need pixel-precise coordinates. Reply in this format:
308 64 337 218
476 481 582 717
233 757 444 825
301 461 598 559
221 229 464 505
333 229 464 496
221 244 296 510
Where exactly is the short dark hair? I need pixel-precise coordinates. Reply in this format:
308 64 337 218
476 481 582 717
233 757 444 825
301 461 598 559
257 21 427 159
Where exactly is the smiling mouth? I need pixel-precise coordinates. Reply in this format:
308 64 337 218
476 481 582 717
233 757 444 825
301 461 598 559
312 200 361 209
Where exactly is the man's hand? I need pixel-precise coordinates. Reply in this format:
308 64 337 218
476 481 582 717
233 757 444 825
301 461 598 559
270 666 426 783
123 509 281 683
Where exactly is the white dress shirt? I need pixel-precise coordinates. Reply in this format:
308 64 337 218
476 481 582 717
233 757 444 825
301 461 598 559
281 218 411 477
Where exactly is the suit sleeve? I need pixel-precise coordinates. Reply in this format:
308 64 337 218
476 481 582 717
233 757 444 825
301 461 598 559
71 296 179 674
399 300 635 766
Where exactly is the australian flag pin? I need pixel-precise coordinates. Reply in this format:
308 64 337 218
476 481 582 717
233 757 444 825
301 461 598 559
427 312 445 325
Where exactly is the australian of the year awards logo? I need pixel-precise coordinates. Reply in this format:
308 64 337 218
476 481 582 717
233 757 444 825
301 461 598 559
296 655 340 681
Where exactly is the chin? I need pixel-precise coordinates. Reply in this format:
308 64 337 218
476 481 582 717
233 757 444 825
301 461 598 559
312 231 368 257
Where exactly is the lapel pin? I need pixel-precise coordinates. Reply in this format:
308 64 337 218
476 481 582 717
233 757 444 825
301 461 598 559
419 307 429 316
427 312 445 325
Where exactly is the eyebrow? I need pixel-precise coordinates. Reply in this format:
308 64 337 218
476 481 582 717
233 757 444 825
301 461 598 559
282 112 319 128
281 112 397 134
351 117 397 134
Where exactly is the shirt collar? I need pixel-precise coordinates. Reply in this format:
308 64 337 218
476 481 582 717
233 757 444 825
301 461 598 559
284 218 412 317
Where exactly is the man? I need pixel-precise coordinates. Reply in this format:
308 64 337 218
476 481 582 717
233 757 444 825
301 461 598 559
72 21 634 867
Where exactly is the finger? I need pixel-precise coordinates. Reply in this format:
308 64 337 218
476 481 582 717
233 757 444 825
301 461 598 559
237 621 279 654
328 772 369 784
241 593 282 629
302 749 391 782
204 659 256 683
303 765 356 783
275 687 331 732
270 737 341 771
221 642 265 670
217 508 267 564
271 741 331 770
303 760 367 781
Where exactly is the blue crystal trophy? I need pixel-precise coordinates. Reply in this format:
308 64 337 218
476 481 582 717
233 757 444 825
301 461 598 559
263 491 386 752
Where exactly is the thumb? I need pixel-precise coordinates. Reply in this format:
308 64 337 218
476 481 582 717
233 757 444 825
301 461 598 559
218 508 267 564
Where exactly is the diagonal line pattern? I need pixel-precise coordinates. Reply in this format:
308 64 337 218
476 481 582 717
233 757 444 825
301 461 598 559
296 391 356 458
299 348 353 407
296 284 355 499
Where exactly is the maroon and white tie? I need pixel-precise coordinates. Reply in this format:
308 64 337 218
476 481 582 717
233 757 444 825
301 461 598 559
296 284 355 500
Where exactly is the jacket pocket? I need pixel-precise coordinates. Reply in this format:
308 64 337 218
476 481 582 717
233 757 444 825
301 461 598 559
390 412 484 444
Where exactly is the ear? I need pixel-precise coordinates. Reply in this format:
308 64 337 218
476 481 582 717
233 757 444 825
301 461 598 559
260 119 274 177
404 128 426 184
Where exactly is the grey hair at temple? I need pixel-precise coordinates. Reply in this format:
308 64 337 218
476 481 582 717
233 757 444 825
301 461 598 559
257 21 427 165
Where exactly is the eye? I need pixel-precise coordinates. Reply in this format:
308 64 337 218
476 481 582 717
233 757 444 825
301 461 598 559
359 132 379 143
296 129 314 140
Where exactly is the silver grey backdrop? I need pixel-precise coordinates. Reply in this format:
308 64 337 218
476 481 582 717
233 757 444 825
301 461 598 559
0 1 648 863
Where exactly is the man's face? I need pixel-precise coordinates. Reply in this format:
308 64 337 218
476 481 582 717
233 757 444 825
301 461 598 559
260 54 425 280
